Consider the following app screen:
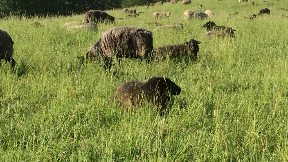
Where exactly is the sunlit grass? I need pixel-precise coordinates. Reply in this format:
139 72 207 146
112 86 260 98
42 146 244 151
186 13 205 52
1 0 288 161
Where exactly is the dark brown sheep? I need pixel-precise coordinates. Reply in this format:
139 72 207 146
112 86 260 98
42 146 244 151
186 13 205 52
89 26 153 71
202 21 226 31
84 10 115 24
0 29 15 68
204 27 236 39
109 77 181 111
258 8 270 15
153 39 201 61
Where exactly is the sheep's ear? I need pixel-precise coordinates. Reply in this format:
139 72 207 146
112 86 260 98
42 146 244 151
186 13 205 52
233 30 236 31
197 41 201 44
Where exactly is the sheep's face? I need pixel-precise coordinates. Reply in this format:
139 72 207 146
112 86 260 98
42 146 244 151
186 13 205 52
202 21 217 31
225 27 236 37
147 77 181 96
185 39 201 56
166 12 171 17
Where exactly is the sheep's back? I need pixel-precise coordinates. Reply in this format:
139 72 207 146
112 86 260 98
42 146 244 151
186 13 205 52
100 26 153 58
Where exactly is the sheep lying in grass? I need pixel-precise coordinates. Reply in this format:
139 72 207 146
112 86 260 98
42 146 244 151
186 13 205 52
124 8 136 14
153 12 171 19
109 77 181 112
202 21 226 31
204 27 236 39
183 10 208 20
183 0 191 4
0 29 16 68
258 8 270 15
153 39 201 61
86 26 153 71
84 10 115 24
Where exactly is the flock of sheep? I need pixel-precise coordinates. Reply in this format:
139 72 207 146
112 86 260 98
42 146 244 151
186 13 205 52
0 0 277 113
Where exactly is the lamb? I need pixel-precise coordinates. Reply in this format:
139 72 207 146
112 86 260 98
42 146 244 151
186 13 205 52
153 12 171 19
258 8 270 15
87 26 153 71
202 21 226 31
84 10 115 24
109 77 181 112
153 39 201 61
183 0 191 4
204 27 236 39
0 29 16 68
183 10 208 19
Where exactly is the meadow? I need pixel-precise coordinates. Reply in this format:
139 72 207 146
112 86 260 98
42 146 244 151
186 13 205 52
1 0 288 161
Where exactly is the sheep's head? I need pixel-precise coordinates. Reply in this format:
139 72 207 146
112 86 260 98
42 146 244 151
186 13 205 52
166 12 171 17
147 77 181 96
185 39 201 58
202 21 217 31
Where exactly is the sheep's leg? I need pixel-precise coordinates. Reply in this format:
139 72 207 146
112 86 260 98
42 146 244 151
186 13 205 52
104 57 113 72
5 57 16 68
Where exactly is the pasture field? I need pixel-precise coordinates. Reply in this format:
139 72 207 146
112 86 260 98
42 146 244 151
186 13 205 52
1 0 288 161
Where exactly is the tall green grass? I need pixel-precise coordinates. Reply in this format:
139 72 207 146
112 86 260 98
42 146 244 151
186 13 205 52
1 0 288 161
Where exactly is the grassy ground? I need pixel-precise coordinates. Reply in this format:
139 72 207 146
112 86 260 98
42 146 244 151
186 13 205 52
1 0 288 161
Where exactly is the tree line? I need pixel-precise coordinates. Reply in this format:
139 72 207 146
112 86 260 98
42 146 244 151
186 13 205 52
0 0 161 17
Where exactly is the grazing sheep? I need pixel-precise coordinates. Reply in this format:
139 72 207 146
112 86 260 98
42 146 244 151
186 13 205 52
153 12 171 19
66 22 97 31
95 26 153 70
205 10 214 17
109 77 181 112
84 10 115 24
0 30 15 68
124 8 136 14
154 23 184 30
170 0 178 3
202 21 226 31
155 1 164 5
258 8 270 15
183 10 208 19
204 27 236 39
153 39 201 61
183 0 191 4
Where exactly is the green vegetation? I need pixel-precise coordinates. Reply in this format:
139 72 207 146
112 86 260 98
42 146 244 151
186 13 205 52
1 0 288 161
